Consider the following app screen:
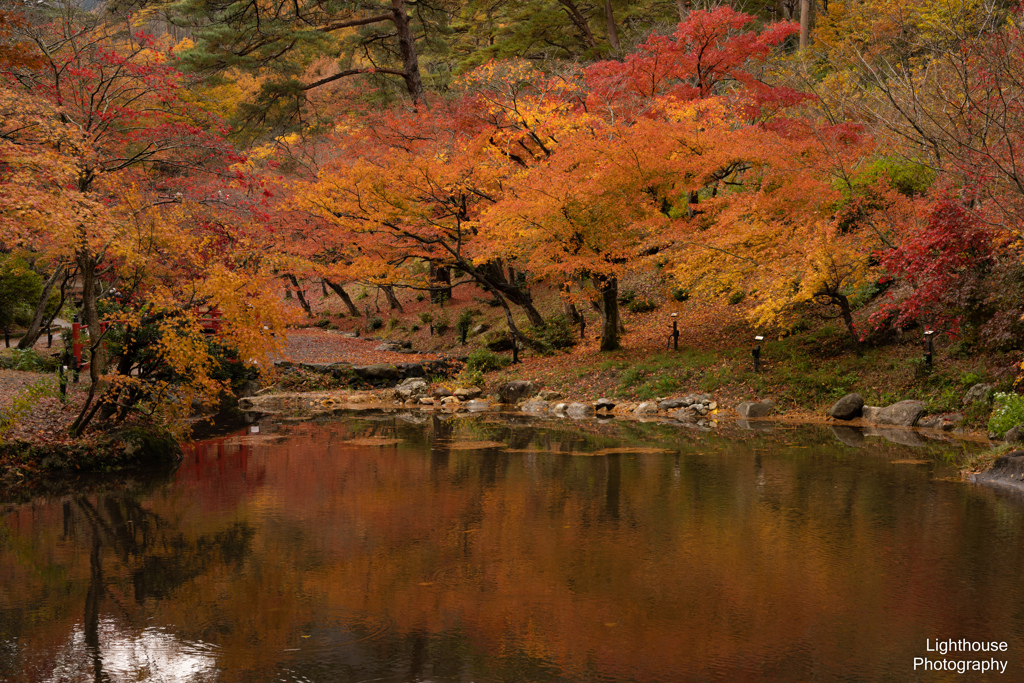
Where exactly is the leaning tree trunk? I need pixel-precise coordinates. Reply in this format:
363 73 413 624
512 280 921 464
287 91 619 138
595 275 620 351
17 264 64 350
286 275 313 317
380 285 404 313
325 279 361 316
560 281 581 325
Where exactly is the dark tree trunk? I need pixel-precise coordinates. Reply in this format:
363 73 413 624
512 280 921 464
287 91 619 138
560 282 581 324
325 279 361 316
595 275 620 351
286 274 313 317
604 0 620 52
392 0 425 104
380 285 404 312
429 262 451 303
18 265 64 350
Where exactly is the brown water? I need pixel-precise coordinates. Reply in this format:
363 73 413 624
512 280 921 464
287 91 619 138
2 412 1024 682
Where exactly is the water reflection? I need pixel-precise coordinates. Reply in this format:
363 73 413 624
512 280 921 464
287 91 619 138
2 414 1022 682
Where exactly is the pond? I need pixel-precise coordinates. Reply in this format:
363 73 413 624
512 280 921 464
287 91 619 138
2 411 1023 682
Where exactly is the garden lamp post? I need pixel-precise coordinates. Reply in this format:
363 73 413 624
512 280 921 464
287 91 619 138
753 335 764 372
669 313 680 351
924 329 935 367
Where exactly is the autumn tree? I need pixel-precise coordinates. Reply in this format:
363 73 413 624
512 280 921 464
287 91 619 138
2 12 290 434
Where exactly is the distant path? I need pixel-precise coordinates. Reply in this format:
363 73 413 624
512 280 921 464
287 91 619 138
279 329 447 366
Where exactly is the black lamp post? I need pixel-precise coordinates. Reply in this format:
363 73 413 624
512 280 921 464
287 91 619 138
924 329 935 367
752 335 764 372
669 313 680 351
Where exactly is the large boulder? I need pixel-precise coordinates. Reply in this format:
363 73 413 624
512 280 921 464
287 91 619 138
963 383 993 407
828 393 864 420
861 406 882 423
498 380 538 404
538 389 563 401
876 400 925 427
595 397 616 412
566 402 595 418
973 451 1024 489
634 402 659 416
659 397 689 411
353 364 401 383
736 400 775 418
1005 425 1024 444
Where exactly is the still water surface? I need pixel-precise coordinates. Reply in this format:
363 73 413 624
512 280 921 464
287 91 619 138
2 412 1024 682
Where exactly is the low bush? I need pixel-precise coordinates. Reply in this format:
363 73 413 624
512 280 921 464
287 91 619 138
989 392 1024 438
466 348 511 373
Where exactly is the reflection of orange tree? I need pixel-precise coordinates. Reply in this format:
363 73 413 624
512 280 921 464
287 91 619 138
5 421 1024 679
147 422 1024 678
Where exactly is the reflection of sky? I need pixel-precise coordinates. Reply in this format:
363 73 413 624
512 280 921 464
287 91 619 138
45 618 217 682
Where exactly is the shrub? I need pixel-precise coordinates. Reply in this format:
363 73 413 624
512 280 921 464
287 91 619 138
628 298 658 313
419 311 433 324
617 289 636 305
434 312 450 335
728 290 745 305
989 392 1024 438
367 316 383 331
315 318 332 329
456 309 474 339
466 348 511 373
534 315 577 351
672 288 690 302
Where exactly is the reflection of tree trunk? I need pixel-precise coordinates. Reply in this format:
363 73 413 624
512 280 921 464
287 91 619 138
430 415 452 479
605 453 621 519
380 285 404 313
84 521 105 682
325 280 361 317
594 275 620 351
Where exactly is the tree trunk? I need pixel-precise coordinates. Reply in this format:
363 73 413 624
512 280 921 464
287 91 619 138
380 285 404 312
17 265 64 350
800 0 814 49
325 279 361 316
558 0 598 48
604 0 620 52
676 0 689 21
79 252 105 382
429 262 452 303
286 274 313 317
595 275 620 351
560 282 581 324
392 0 425 105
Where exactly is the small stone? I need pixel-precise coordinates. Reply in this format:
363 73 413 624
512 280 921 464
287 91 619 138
465 399 490 412
708 401 717 411
1005 425 1024 444
549 402 569 415
440 396 459 406
658 398 687 411
498 380 537 403
595 398 616 411
419 397 435 405
454 386 482 399
521 398 549 413
538 389 563 401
